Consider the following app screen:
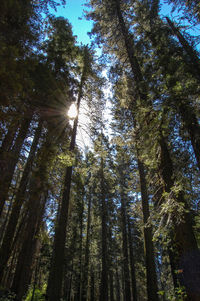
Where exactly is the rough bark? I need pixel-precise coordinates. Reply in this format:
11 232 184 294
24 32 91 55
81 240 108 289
114 2 159 299
159 134 200 301
120 191 131 301
0 120 43 282
82 190 92 301
0 114 33 216
99 156 109 301
127 214 138 301
47 56 87 301
137 157 159 301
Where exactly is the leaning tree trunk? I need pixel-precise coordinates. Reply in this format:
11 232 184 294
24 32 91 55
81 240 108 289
0 120 43 282
11 132 54 300
0 113 33 216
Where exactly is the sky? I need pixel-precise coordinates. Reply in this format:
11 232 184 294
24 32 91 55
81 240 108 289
50 0 199 149
51 1 200 46
52 0 93 45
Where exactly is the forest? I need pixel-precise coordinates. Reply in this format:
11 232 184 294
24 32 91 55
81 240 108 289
0 0 200 300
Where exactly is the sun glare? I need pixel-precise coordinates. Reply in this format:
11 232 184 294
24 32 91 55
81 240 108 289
68 103 78 119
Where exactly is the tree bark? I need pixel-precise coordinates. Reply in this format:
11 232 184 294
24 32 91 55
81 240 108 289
0 120 43 282
120 191 131 301
82 189 92 301
47 51 87 301
0 113 33 216
99 156 109 301
159 134 200 301
137 156 159 301
127 214 138 301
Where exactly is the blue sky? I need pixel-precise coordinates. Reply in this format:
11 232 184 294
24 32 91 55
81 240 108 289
51 1 199 47
52 0 93 45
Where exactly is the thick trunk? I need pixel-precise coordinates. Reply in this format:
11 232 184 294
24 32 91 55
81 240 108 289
178 102 200 171
47 60 86 301
0 121 42 282
127 214 138 301
137 156 159 301
0 114 32 216
114 2 158 299
11 195 46 301
159 134 200 301
11 133 53 300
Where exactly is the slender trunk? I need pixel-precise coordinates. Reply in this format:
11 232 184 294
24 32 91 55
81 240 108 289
77 197 84 301
47 56 87 301
137 156 159 301
82 190 92 301
0 118 20 158
0 114 33 216
127 214 137 301
115 268 121 301
0 121 42 282
90 268 95 301
120 192 131 301
109 271 114 301
99 156 109 301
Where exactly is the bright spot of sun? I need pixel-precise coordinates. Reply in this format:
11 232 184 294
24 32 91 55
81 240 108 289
68 103 78 119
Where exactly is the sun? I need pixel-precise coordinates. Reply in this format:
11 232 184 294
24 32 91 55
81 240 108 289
68 103 78 119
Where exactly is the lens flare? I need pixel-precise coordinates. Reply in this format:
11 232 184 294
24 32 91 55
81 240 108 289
68 103 78 119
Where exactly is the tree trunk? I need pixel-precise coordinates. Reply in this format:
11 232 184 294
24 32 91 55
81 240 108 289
11 132 54 300
109 271 114 301
0 120 43 282
114 2 159 299
115 267 121 301
0 114 33 216
127 214 138 301
82 190 92 301
99 156 109 301
137 156 159 301
159 134 200 301
120 191 131 301
47 52 87 301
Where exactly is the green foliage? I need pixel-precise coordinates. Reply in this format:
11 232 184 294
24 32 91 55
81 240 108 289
25 285 47 301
